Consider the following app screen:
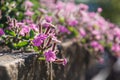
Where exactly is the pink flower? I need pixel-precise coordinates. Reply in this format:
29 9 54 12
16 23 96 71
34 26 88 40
29 24 38 32
65 2 76 13
0 28 4 36
63 58 67 66
44 50 56 62
89 12 96 18
55 1 64 10
90 41 99 47
42 23 50 28
39 8 47 14
58 25 70 34
24 10 34 16
20 26 30 36
23 19 33 24
45 16 52 23
32 34 47 47
98 57 104 64
97 7 103 13
113 28 120 39
68 20 78 26
112 44 120 52
17 22 25 27
79 3 88 11
90 41 104 52
79 28 86 37
24 0 33 8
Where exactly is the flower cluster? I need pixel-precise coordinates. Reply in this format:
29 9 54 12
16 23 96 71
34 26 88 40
40 0 120 58
1 0 120 65
0 0 67 66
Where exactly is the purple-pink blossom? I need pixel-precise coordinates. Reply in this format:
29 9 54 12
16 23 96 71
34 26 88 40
23 19 33 24
17 22 25 27
90 41 104 52
97 7 102 13
45 16 52 23
32 33 47 47
20 26 30 36
55 1 64 10
44 50 56 62
79 28 86 37
68 20 78 26
112 44 120 52
79 3 88 11
29 24 38 32
42 23 50 28
0 28 4 36
24 10 34 16
24 0 33 8
62 58 67 66
58 25 70 34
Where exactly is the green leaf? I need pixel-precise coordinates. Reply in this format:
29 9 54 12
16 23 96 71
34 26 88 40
5 30 16 37
33 46 39 51
68 27 79 37
30 30 35 39
59 17 65 24
7 42 17 50
81 38 86 44
0 24 4 28
17 41 29 48
38 57 45 60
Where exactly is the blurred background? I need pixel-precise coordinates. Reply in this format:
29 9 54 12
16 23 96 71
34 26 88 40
74 0 120 25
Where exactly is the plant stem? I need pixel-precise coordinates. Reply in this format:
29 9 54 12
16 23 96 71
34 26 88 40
50 62 53 80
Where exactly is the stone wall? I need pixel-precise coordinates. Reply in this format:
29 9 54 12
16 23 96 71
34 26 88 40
0 41 119 80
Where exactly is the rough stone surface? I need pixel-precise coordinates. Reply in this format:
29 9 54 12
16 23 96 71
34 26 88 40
0 41 118 80
0 53 48 80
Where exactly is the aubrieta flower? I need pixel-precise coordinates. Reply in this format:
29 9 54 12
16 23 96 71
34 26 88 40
79 3 88 11
45 16 52 23
113 27 120 39
58 25 70 34
79 28 86 37
55 1 64 10
98 57 104 64
32 33 47 47
42 23 50 28
24 0 33 8
90 41 104 52
62 58 67 66
20 26 30 36
24 10 34 16
44 50 56 62
29 24 38 32
68 20 78 26
17 22 25 27
0 28 4 36
39 8 47 14
112 44 120 52
97 7 102 13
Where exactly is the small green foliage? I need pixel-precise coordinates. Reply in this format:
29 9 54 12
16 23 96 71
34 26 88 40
30 30 35 39
7 41 29 50
68 27 79 38
5 30 16 37
38 57 45 60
